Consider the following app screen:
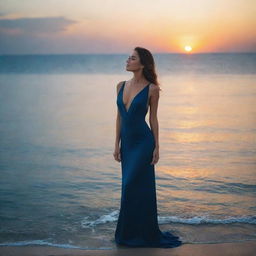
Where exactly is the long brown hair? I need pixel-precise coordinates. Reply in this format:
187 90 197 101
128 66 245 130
134 46 161 89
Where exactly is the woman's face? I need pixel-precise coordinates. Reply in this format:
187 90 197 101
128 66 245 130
126 50 144 71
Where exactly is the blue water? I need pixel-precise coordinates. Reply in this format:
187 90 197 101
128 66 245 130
0 53 255 249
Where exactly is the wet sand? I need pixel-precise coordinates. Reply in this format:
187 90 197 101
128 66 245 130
0 240 255 256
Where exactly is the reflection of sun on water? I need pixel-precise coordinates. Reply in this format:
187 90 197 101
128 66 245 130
184 45 192 53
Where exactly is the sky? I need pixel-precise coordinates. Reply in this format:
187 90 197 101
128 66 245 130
0 0 255 54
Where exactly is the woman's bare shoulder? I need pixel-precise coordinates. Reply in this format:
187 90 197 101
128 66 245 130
149 83 160 94
116 80 125 94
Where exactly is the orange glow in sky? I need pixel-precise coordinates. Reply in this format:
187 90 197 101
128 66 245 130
0 0 255 54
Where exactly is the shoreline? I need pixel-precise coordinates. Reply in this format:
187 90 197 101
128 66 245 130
1 240 256 256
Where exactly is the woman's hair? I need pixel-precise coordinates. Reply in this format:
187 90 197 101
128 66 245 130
134 46 161 89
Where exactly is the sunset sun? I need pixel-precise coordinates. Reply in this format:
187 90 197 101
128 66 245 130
184 45 192 53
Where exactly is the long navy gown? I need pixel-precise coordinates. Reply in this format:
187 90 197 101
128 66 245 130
114 81 182 248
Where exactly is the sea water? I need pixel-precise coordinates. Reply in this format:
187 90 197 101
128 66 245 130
0 53 255 249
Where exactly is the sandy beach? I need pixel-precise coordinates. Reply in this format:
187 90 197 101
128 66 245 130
1 240 255 256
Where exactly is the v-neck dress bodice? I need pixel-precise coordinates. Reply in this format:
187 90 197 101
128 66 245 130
122 81 150 113
114 81 183 248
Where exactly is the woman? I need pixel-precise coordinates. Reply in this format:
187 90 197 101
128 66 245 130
113 46 182 248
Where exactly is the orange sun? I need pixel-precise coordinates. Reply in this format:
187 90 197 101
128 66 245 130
184 45 192 53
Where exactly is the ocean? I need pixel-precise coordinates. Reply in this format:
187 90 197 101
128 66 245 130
0 53 255 249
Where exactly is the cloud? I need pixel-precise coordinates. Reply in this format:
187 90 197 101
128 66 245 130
0 16 77 35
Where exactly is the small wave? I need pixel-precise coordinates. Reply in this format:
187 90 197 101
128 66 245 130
0 240 81 249
0 240 113 250
81 210 119 228
1 238 255 249
158 215 256 225
81 210 256 227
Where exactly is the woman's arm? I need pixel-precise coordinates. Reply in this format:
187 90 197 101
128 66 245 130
149 85 160 165
115 106 121 148
149 85 160 149
113 82 123 162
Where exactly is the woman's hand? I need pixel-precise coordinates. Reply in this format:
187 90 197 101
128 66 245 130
113 145 121 162
151 147 159 165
